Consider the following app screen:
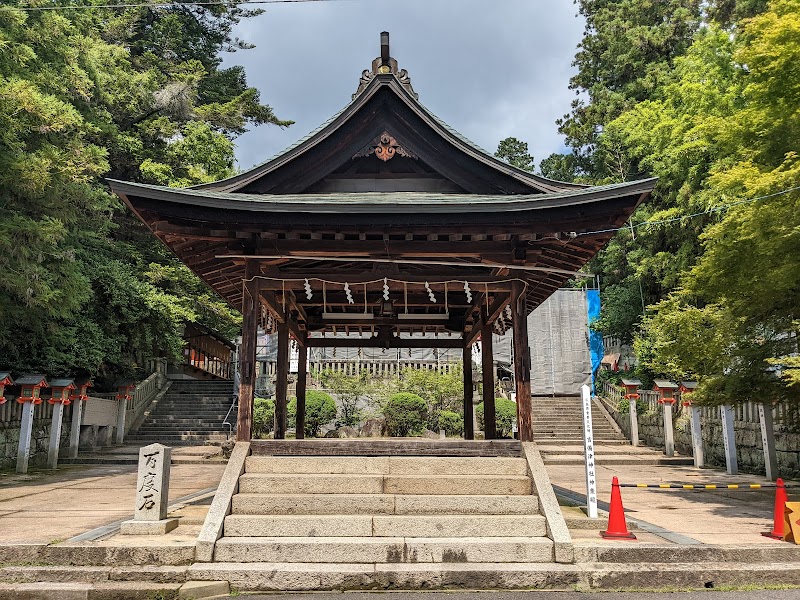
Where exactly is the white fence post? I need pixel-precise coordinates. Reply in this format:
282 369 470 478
758 403 778 481
720 404 738 475
47 402 66 469
629 399 639 447
663 401 675 457
116 399 127 444
68 399 84 459
688 405 704 468
16 402 35 474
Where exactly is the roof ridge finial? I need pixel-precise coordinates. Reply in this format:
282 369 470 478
353 31 418 100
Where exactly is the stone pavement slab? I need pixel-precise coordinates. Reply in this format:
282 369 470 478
0 463 225 543
545 459 797 545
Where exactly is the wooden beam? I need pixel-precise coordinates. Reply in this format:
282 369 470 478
305 337 462 349
257 290 305 342
511 280 533 442
295 338 308 440
481 322 496 440
463 345 474 440
275 321 289 440
464 294 511 347
236 260 259 441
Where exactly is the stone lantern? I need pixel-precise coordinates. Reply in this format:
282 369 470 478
47 378 75 469
653 379 679 457
49 379 76 406
0 372 13 405
14 374 48 473
15 374 48 405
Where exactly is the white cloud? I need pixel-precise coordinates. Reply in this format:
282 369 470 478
222 0 584 171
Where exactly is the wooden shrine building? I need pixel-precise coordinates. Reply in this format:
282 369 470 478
110 33 655 443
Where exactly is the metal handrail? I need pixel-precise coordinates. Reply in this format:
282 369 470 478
222 395 238 440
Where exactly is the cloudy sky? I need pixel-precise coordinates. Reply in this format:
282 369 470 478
222 0 585 171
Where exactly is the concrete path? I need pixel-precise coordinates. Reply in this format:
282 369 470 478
0 456 226 543
545 458 797 545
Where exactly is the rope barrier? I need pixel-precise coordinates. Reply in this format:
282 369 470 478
619 483 799 490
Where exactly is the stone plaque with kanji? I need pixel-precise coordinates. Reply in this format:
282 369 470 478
133 443 171 521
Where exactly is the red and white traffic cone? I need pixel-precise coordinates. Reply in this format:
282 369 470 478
763 478 788 540
601 476 637 540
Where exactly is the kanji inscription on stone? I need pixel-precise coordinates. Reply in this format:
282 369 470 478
133 443 171 521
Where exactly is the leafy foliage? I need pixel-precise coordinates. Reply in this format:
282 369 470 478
476 398 517 438
436 410 464 437
0 3 287 384
398 365 463 430
288 391 337 437
383 392 427 437
318 369 370 427
252 397 275 438
584 0 800 406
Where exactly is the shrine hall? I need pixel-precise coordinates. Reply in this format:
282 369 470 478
110 33 655 444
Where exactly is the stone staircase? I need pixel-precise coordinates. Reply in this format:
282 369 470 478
189 443 580 591
532 395 626 445
126 379 235 446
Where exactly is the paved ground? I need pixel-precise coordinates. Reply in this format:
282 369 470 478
544 457 798 545
242 591 800 599
0 448 226 543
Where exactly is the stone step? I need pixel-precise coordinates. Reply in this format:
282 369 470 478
250 439 522 457
186 561 582 591
0 565 187 584
534 438 628 445
222 515 547 538
244 456 528 476
214 536 554 563
237 473 532 495
231 493 539 515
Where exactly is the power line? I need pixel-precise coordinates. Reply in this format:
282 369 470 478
571 184 800 238
8 0 346 11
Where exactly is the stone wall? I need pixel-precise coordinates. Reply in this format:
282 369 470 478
599 396 800 479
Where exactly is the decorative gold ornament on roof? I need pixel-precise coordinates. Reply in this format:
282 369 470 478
353 31 418 100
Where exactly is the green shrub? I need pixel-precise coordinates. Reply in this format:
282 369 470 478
383 392 427 436
475 397 517 438
288 390 337 437
437 410 464 437
252 397 275 438
618 398 631 413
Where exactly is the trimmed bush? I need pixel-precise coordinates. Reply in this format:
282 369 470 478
437 410 464 437
476 397 517 438
288 390 337 437
252 397 275 438
383 392 427 436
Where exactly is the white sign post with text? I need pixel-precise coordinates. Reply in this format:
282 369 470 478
581 384 598 519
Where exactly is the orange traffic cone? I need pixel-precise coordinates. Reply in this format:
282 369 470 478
762 478 788 540
601 476 637 540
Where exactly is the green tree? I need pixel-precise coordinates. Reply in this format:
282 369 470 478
0 3 288 383
539 153 581 182
383 392 428 437
558 0 702 175
635 0 800 406
494 137 535 172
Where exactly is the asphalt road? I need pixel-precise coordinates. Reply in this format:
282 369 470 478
242 590 800 599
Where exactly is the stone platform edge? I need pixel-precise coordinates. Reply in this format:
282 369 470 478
522 442 573 563
196 441 250 562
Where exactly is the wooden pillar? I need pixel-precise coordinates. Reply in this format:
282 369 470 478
295 336 308 439
275 321 289 439
236 261 259 441
462 345 474 440
481 322 496 439
511 281 533 442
